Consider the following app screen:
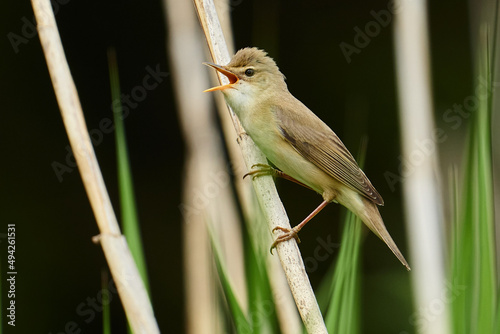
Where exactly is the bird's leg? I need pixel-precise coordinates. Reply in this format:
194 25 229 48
244 164 313 190
270 200 329 253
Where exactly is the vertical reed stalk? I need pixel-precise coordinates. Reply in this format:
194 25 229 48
394 1 450 333
164 0 247 332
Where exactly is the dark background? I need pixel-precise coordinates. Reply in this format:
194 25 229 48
1 0 473 333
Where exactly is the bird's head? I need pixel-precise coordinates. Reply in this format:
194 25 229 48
203 47 286 99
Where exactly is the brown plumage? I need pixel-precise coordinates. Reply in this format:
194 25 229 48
204 47 410 270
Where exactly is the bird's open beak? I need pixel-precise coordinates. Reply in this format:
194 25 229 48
203 62 239 92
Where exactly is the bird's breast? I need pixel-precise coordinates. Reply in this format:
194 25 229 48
229 101 336 197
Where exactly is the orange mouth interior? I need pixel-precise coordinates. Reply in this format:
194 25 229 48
203 62 238 92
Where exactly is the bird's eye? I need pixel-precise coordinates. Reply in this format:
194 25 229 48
245 68 255 77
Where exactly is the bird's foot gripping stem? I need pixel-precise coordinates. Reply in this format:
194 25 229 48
270 226 301 254
244 164 313 190
243 164 277 179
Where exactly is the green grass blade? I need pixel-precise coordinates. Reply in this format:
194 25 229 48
450 25 497 334
495 294 500 333
449 165 469 334
316 256 337 311
102 269 112 334
209 231 252 333
474 27 496 334
450 122 475 334
244 227 278 334
324 210 362 334
323 140 366 334
107 48 150 293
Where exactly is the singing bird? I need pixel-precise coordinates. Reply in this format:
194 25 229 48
204 47 410 270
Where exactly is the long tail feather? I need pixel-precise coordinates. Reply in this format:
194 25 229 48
341 194 411 270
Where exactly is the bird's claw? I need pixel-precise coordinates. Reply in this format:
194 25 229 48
243 164 275 180
269 226 301 254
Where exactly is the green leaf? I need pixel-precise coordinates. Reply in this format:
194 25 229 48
102 270 112 334
107 48 150 294
244 226 278 334
210 230 252 333
322 140 366 334
450 23 497 334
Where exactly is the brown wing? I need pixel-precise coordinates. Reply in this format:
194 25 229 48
274 104 384 205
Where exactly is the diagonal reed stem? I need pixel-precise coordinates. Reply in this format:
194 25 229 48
31 1 159 332
193 0 327 332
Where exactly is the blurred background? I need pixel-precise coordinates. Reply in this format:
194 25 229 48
1 0 491 333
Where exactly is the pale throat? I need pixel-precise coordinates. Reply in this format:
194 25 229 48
222 81 262 115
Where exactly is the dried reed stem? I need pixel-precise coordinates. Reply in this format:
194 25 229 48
193 0 327 332
31 0 159 332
